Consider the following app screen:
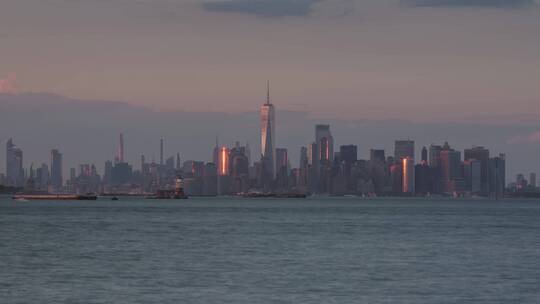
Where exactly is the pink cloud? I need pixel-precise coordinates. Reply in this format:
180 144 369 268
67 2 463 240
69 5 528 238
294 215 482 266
0 74 17 94
507 131 540 144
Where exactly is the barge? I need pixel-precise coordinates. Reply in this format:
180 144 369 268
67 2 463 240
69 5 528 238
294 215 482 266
13 194 98 200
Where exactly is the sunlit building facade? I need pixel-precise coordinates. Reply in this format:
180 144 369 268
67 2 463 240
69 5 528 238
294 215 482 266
260 82 276 179
218 146 230 176
315 125 334 162
402 157 415 194
395 140 415 162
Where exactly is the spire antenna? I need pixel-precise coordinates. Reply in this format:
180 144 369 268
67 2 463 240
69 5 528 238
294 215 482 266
266 80 270 105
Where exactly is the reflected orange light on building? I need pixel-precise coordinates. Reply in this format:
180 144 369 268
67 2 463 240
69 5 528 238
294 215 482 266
402 157 415 193
218 147 230 176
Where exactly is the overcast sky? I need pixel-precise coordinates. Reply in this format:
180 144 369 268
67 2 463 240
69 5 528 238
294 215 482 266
1 0 539 122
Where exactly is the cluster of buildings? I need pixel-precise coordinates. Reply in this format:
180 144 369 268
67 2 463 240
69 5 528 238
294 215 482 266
1 85 536 197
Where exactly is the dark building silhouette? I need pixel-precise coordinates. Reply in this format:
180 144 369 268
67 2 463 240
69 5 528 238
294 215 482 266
340 145 358 164
464 146 490 195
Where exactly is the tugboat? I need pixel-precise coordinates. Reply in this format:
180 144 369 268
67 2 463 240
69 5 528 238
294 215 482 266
146 175 188 199
173 175 188 199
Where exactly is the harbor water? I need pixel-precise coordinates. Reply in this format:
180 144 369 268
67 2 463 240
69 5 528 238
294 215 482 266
1 196 539 303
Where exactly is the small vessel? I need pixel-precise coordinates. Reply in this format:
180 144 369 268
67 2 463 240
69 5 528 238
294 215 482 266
237 192 306 199
111 196 119 201
12 194 98 201
146 175 188 199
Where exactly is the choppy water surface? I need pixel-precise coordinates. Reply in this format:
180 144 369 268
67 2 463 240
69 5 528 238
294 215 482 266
1 196 539 303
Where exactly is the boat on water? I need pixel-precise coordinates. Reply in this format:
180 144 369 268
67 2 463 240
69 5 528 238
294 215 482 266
237 192 307 199
146 175 188 200
12 194 98 201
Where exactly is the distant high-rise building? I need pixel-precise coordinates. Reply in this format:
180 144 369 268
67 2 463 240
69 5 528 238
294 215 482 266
370 149 385 163
516 174 526 190
165 156 175 170
390 163 403 195
464 146 490 195
50 149 63 193
36 164 50 191
119 133 124 162
489 154 506 198
440 148 462 193
260 81 276 179
402 157 415 194
463 159 481 193
203 162 218 196
115 133 125 164
245 142 252 166
111 162 133 185
415 163 431 195
308 142 320 193
69 167 76 181
299 147 308 170
160 138 164 166
421 146 428 164
276 148 288 174
428 144 443 168
218 146 230 176
530 173 537 188
394 140 415 162
315 125 334 162
340 145 357 164
6 138 24 187
141 154 146 171
103 160 113 185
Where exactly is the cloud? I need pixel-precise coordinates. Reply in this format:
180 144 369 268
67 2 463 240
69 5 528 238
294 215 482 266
0 74 17 94
507 131 540 144
202 0 323 17
401 0 535 8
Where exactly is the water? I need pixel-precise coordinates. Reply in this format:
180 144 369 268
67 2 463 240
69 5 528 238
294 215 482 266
1 196 540 304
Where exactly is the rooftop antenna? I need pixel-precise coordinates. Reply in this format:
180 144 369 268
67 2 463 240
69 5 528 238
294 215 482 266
266 80 270 105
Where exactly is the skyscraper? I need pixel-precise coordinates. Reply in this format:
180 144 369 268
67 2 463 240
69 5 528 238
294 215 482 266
489 154 506 198
421 146 428 164
340 145 358 164
464 146 490 195
315 125 334 162
370 149 385 163
260 81 276 179
6 138 24 187
218 146 230 176
463 159 481 193
308 142 320 193
50 149 63 193
440 148 462 193
402 157 415 194
115 133 125 164
428 144 443 168
160 138 164 166
394 140 415 162
275 148 288 174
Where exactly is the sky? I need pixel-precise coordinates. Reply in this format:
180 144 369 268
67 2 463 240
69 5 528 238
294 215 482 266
1 0 540 122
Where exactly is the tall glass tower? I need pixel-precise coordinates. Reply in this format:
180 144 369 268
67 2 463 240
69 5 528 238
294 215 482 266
260 81 276 179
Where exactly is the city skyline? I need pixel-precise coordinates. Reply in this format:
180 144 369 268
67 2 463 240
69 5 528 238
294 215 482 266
1 89 540 181
0 84 531 197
